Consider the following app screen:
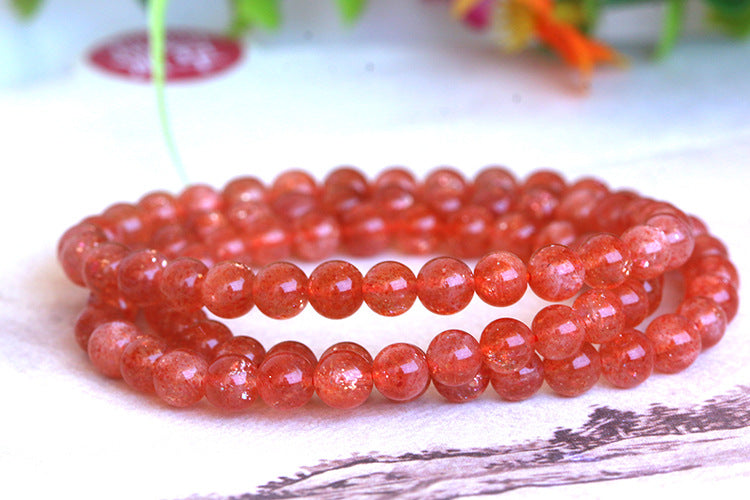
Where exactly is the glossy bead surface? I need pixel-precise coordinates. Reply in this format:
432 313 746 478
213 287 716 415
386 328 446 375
87 321 143 378
116 249 168 306
642 276 664 315
686 274 739 322
426 330 482 387
266 341 318 367
532 220 576 250
544 343 601 397
213 335 266 365
59 225 108 286
74 304 130 351
374 167 418 192
341 204 389 257
576 233 631 289
532 305 585 360
677 296 727 349
362 261 417 316
153 349 208 408
292 213 340 261
691 234 728 259
490 353 544 402
205 355 259 411
393 204 439 254
621 225 671 280
422 167 468 216
177 184 222 215
120 336 167 393
372 343 430 402
308 260 364 319
269 170 317 200
646 214 694 270
253 262 308 319
258 351 315 410
573 289 625 344
222 176 266 206
480 318 534 373
320 342 373 364
102 203 150 246
160 257 208 311
180 320 234 360
490 213 536 261
473 251 528 307
528 245 585 302
612 279 650 328
271 189 321 220
417 257 474 315
82 242 130 302
202 261 255 318
684 255 739 289
314 350 373 409
645 314 701 374
445 206 492 258
599 329 654 388
433 367 490 403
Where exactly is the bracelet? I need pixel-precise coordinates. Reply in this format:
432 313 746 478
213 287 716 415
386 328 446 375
58 167 739 411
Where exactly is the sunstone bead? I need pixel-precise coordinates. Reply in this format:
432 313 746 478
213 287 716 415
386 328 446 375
269 169 318 201
528 244 585 302
686 274 739 322
160 257 208 311
201 261 255 318
684 255 739 289
677 296 727 349
177 184 222 215
473 251 527 307
180 320 234 360
120 335 167 393
600 329 654 388
363 261 417 316
292 213 341 261
489 212 536 262
426 330 483 387
372 343 430 402
645 314 702 374
433 367 490 403
116 249 168 306
320 342 373 364
205 355 260 411
87 320 143 378
102 203 151 246
374 167 418 192
417 257 474 315
266 341 318 367
340 204 389 257
323 166 370 195
544 343 601 397
524 169 566 195
480 318 535 373
153 349 208 408
59 224 108 286
445 205 493 258
642 275 664 315
575 233 631 289
82 242 130 303
314 350 373 409
646 213 695 270
621 225 671 280
221 176 266 207
258 351 315 410
490 352 544 402
690 234 728 259
393 204 440 254
573 289 625 344
532 305 585 360
422 167 468 216
74 304 132 351
611 279 650 328
213 335 266 365
532 220 577 250
253 262 308 319
518 186 559 222
308 260 364 319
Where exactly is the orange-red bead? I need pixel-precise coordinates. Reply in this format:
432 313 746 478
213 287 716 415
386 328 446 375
314 349 373 409
205 355 260 411
480 318 534 373
599 328 654 388
426 329 482 387
202 261 255 318
259 350 315 410
528 244 585 302
372 343 430 402
213 335 266 365
87 320 143 378
677 296 727 349
120 335 167 393
253 262 308 319
576 233 631 289
433 367 490 403
490 352 544 401
544 343 601 397
532 305 585 360
417 257 474 315
308 260 364 319
363 261 417 316
645 314 701 374
160 257 208 311
153 349 208 408
573 289 625 344
116 249 168 306
473 251 527 307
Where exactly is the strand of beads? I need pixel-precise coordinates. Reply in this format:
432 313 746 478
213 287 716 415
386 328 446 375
58 167 739 411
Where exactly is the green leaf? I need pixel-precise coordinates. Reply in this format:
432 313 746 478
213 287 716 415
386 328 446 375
230 0 282 36
10 0 44 19
655 0 686 59
334 0 368 24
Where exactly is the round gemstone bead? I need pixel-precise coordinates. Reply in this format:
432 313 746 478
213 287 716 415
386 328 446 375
611 279 650 328
645 314 702 374
576 233 631 289
573 289 626 344
258 351 315 410
59 225 108 286
422 167 468 216
340 204 389 257
519 186 559 222
621 225 671 280
102 203 150 246
472 183 515 217
691 234 729 259
308 260 364 319
314 350 373 409
445 206 493 258
323 166 369 195
292 213 341 261
120 335 167 393
490 352 544 402
271 192 318 222
160 257 208 311
87 321 143 378
153 349 209 408
490 213 536 262
685 274 739 322
480 318 535 373
82 242 130 303
222 176 266 206
180 320 234 360
177 184 222 215
74 304 131 351
269 170 318 201
116 249 168 306
599 329 654 388
393 204 440 254
433 367 490 403
532 220 577 249
543 343 601 397
374 167 418 192
642 276 664 315
426 330 482 387
213 335 266 365
677 297 727 349
417 257 474 315
205 355 260 411
528 244 585 302
266 341 318 367
253 262 308 319
524 169 566 195
473 251 528 307
244 215 292 266
201 261 255 318
646 214 694 270
362 261 417 317
320 342 373 364
684 255 739 289
532 305 586 360
475 165 518 192
372 343 430 402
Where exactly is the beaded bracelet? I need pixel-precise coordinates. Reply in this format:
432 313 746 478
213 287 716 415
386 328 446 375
58 167 740 411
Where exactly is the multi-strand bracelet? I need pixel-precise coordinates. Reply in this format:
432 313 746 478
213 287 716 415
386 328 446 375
57 167 739 411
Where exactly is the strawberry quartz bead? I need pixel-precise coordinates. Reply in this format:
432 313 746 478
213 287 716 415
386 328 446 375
74 304 131 351
374 167 418 192
308 261 364 319
532 220 577 250
82 242 130 303
433 367 490 403
314 349 373 409
422 167 469 216
119 335 167 393
151 224 192 258
145 307 206 343
532 305 585 360
180 319 233 360
213 336 266 366
59 224 108 286
646 214 695 270
645 314 702 373
222 176 266 206
393 204 440 254
243 215 292 266
445 206 493 258
474 251 527 307
363 261 417 316
116 249 168 306
340 204 389 257
684 255 740 289
102 203 151 246
642 275 664 315
205 355 260 411
544 343 601 397
480 318 535 373
269 170 318 201
177 184 223 215
271 191 318 222
575 233 631 289
686 274 739 322
137 191 181 228
253 262 308 319
201 261 255 318
490 213 537 262
490 353 544 402
528 245 585 302
621 225 671 280
87 321 143 378
691 234 729 259
426 330 483 386
320 342 373 364
153 349 209 408
518 186 559 222
612 279 650 328
471 183 515 217
524 169 566 195
323 166 370 196
159 257 207 311
258 349 315 410
573 289 626 344
372 343 430 402
599 329 654 389
186 210 230 240
677 296 727 349
226 201 273 234
292 213 341 261
475 166 518 192
417 257 474 315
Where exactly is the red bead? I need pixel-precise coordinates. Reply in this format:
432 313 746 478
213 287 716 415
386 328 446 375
226 201 272 234
308 260 364 319
677 296 727 349
445 206 492 258
417 257 474 315
684 255 739 289
473 251 527 307
612 279 650 328
593 191 638 233
253 262 308 319
323 166 369 196
82 242 130 303
642 276 664 315
433 367 490 403
177 184 222 215
321 185 363 215
102 203 151 246
267 341 318 367
518 187 559 222
74 304 130 351
576 233 631 289
480 318 534 373
621 225 671 280
686 274 739 322
269 170 318 201
532 220 577 250
159 257 207 311
645 314 702 374
373 185 415 219
490 353 544 402
222 176 266 207
599 329 654 388
340 203 389 257
144 307 206 342
422 167 468 216
475 166 518 192
258 351 315 410
393 204 440 254
314 350 373 409
180 319 233 360
490 213 536 261
59 224 108 286
362 261 417 316
153 349 208 408
544 343 601 397
244 215 292 265
202 261 255 318
372 343 430 402
120 335 167 393
292 213 341 261
271 191 318 222
426 330 483 386
150 224 192 258
320 342 373 364
573 289 625 344
532 305 585 360
687 214 709 237
528 245 585 302
87 321 142 378
205 355 259 411
646 214 694 270
116 249 168 306
374 167 418 192
186 210 229 240
524 169 566 195
471 183 515 217
691 234 728 259
213 335 266 365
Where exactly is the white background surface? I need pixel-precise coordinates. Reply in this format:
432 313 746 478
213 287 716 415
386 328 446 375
1 1 749 499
